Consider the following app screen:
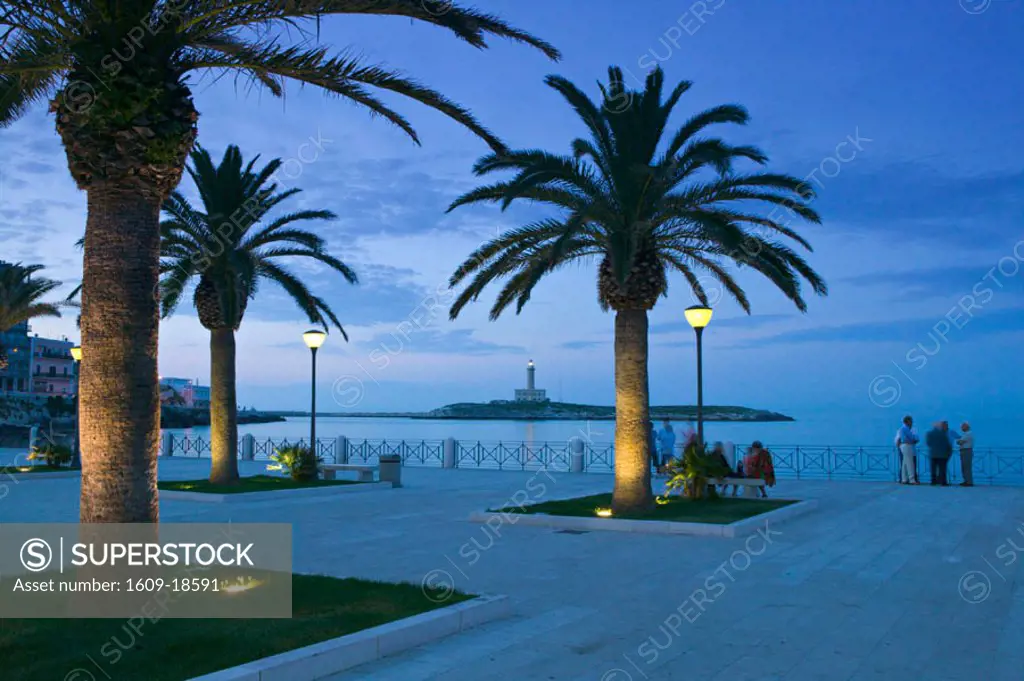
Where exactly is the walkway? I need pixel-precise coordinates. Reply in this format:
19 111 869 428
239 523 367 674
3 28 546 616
1 458 1021 680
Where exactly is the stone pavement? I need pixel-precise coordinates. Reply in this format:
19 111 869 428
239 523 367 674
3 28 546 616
1 457 1021 680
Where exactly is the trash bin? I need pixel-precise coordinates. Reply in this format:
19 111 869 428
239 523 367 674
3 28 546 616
379 454 402 488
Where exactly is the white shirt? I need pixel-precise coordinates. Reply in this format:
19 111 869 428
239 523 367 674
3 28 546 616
958 431 975 449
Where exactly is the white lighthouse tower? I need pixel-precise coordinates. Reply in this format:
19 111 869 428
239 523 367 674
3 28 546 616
514 359 548 402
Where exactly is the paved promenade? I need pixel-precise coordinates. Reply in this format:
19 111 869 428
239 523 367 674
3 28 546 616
1 456 1021 680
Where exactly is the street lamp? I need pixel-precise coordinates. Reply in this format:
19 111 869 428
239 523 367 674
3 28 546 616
302 330 327 453
684 305 713 447
70 345 82 468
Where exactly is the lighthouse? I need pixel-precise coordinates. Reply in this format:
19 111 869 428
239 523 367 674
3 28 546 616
514 359 548 402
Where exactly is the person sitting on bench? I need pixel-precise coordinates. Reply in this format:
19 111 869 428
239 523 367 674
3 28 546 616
741 441 776 498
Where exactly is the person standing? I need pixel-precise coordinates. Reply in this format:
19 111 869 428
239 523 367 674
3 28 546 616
925 421 953 486
957 422 975 487
896 416 920 485
649 420 659 472
658 419 676 474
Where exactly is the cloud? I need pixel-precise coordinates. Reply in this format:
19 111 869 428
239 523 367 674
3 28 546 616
357 328 524 356
838 263 1024 303
17 161 57 175
650 314 793 335
737 306 1024 347
815 161 1023 242
559 339 608 350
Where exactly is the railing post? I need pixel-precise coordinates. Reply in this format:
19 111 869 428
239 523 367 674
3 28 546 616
241 434 255 461
160 431 174 458
443 437 457 469
570 438 585 473
335 435 349 464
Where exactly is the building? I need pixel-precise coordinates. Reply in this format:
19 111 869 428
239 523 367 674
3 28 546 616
192 384 210 409
30 335 76 396
159 377 195 406
514 359 549 402
0 320 31 393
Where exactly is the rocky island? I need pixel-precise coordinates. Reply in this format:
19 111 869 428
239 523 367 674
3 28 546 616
416 401 793 422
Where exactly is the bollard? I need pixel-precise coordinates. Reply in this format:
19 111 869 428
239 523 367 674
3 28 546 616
335 435 349 464
241 434 255 461
570 438 585 473
443 437 457 469
379 454 402 488
161 431 174 458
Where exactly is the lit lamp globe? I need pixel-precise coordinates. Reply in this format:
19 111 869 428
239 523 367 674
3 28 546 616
70 346 82 361
684 305 713 329
302 330 327 350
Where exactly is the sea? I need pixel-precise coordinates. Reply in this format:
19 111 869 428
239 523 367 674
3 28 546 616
162 411 1020 449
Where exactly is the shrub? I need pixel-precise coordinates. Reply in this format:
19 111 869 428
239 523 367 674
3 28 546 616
29 442 74 468
268 445 321 482
664 441 731 500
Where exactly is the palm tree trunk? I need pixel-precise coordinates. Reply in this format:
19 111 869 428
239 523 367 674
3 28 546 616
209 328 239 484
612 308 654 514
79 185 161 523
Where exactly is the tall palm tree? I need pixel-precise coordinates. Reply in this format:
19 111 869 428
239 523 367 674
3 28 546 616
0 262 69 370
446 67 827 514
161 144 355 485
0 2 558 522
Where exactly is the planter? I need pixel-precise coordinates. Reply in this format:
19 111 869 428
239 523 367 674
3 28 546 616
187 595 510 680
161 481 394 503
469 499 818 538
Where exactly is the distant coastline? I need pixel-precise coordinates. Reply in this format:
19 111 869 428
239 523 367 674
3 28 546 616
268 402 794 423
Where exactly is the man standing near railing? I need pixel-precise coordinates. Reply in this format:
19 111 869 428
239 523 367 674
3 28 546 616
896 415 919 485
926 421 953 486
957 422 975 487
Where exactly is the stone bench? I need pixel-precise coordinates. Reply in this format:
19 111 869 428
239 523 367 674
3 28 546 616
322 464 378 483
716 477 767 498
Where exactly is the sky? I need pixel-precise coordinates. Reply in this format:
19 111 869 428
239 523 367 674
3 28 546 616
2 0 1022 421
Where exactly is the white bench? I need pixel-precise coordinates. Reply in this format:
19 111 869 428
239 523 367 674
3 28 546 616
321 464 378 483
716 477 767 498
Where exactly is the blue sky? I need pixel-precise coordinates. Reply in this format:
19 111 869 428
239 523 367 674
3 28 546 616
3 0 1022 419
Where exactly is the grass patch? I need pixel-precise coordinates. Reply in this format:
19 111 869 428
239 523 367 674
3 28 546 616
493 493 797 524
0 574 472 681
0 465 78 475
158 474 362 494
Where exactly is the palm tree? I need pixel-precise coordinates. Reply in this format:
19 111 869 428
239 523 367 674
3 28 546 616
446 67 827 514
0 263 67 370
161 144 355 485
1 2 558 522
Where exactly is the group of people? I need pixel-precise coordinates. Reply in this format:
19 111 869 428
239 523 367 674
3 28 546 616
648 419 777 497
894 416 975 486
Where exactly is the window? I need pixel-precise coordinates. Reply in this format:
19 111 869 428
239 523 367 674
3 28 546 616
63 367 68 376
36 365 40 374
48 366 56 376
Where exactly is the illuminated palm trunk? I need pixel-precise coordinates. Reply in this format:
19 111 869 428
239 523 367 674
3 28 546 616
612 308 654 513
209 328 239 484
79 186 162 523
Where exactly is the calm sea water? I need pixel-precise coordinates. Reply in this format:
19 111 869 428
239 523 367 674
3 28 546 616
163 411 1019 448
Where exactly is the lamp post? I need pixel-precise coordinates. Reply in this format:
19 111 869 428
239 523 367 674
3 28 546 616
302 330 327 454
684 305 713 447
70 345 82 468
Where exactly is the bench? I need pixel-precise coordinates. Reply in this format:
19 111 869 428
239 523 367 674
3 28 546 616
716 477 767 498
321 464 378 483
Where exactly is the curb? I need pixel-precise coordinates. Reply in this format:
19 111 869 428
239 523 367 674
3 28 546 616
187 594 510 680
469 499 818 538
0 470 81 481
160 481 394 503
